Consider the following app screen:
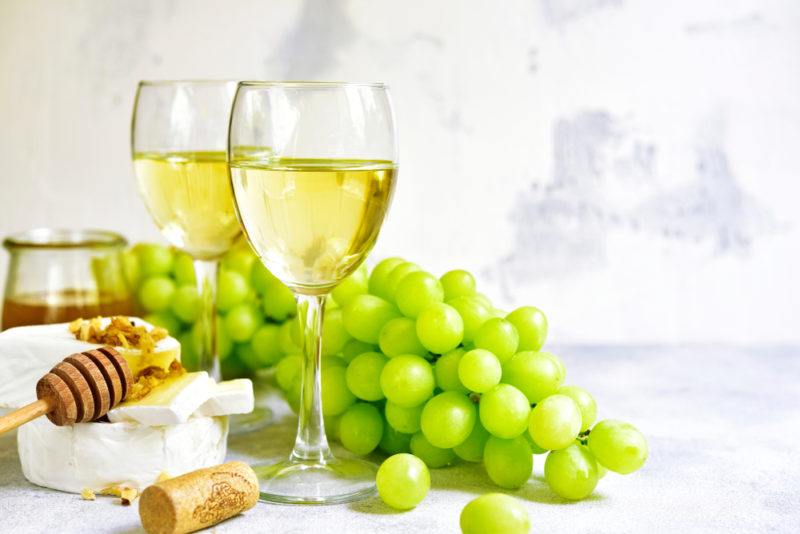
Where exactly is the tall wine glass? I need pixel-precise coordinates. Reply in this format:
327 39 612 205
131 81 240 380
228 82 398 504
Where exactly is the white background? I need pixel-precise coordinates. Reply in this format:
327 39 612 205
0 0 798 344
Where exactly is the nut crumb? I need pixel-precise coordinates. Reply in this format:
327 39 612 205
80 488 95 501
156 471 171 483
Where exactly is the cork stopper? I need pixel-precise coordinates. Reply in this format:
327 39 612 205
139 461 259 534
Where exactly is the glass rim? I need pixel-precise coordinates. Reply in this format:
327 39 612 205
237 81 388 89
138 79 238 87
3 228 128 250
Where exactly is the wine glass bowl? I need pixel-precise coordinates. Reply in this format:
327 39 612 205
228 81 398 504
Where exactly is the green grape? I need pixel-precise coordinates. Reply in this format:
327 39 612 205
447 296 492 343
216 270 248 313
378 425 412 455
138 276 176 312
395 271 445 318
275 354 303 391
122 249 141 289
479 384 530 439
143 312 181 337
321 365 356 416
416 303 464 354
322 355 346 369
453 422 490 462
262 281 296 321
385 401 424 434
380 355 435 407
286 380 301 413
345 352 388 401
385 262 422 302
558 386 597 432
378 317 427 357
341 339 377 363
191 315 232 361
472 292 493 309
506 306 548 351
233 342 260 371
376 453 430 510
339 403 384 455
322 308 352 356
473 318 519 364
482 435 533 489
249 324 283 368
324 414 341 442
544 443 599 500
221 247 256 276
250 261 279 295
172 252 196 286
216 315 233 359
433 348 469 394
439 269 476 300
420 391 476 449
343 294 400 344
409 432 456 468
523 430 548 454
597 461 608 478
279 320 301 354
528 394 582 451
177 331 198 371
221 351 250 381
224 304 263 342
587 419 648 474
135 243 174 277
541 351 566 383
170 285 200 323
368 257 406 299
458 349 501 393
331 267 368 307
502 350 563 403
460 493 530 534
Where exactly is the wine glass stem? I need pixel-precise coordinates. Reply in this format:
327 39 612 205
193 258 221 381
290 293 333 463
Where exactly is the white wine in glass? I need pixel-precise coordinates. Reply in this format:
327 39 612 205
229 82 398 504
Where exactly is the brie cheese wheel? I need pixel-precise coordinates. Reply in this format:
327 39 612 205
0 318 180 410
196 378 255 417
107 372 212 425
18 416 227 494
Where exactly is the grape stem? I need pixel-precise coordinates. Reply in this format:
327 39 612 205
290 293 333 463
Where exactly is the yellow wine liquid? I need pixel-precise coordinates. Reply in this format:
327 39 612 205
229 157 396 293
133 151 241 259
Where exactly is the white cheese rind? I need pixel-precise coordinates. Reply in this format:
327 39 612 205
0 318 180 410
195 378 255 417
18 416 227 494
107 372 212 425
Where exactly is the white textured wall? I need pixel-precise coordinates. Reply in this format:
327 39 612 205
0 0 798 344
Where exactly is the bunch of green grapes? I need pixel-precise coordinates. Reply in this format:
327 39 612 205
272 257 648 513
124 241 297 378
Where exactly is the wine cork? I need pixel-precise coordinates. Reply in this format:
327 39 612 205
139 461 259 534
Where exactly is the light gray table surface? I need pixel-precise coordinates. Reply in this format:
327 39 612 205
1 345 798 534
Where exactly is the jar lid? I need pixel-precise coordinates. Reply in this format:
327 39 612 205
3 229 127 250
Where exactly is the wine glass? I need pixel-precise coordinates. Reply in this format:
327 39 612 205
131 81 241 381
228 82 398 504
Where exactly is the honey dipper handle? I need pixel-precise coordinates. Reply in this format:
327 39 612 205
0 398 54 435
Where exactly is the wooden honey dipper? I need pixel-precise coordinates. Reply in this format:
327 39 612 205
0 347 133 434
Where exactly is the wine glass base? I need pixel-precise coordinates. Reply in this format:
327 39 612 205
253 456 378 504
229 407 274 435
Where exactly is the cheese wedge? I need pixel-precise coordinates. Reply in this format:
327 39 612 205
195 378 255 417
107 371 212 425
0 318 179 410
17 415 228 493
